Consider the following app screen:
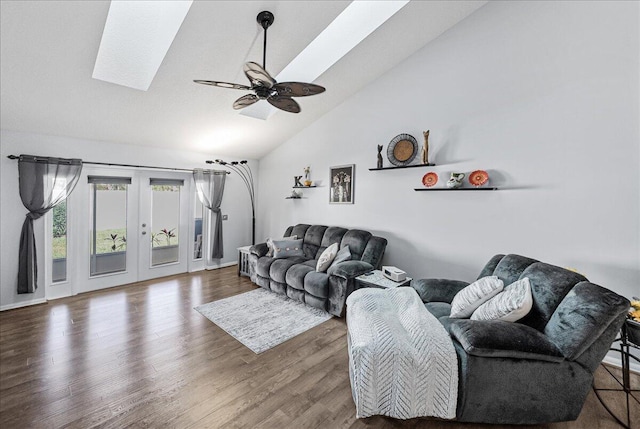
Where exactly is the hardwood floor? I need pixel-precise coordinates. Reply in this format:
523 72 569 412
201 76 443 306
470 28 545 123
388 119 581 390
0 267 638 428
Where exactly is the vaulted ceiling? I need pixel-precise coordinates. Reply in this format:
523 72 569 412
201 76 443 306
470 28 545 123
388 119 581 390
0 1 486 159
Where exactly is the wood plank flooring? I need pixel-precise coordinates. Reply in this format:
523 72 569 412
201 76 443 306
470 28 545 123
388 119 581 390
0 267 638 428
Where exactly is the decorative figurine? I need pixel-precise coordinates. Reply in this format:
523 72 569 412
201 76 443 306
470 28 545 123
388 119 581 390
447 172 465 189
294 176 303 187
377 145 383 169
421 130 430 165
303 166 312 187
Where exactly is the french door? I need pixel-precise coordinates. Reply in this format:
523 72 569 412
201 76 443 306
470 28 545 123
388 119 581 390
70 167 192 294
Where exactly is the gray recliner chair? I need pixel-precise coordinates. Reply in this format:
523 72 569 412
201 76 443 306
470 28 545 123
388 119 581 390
411 254 629 424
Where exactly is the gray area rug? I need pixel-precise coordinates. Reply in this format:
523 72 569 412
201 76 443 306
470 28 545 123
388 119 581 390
194 288 333 354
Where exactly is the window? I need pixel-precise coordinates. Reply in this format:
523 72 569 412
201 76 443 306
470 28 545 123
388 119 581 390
88 176 130 276
194 198 203 260
150 183 181 266
52 201 67 282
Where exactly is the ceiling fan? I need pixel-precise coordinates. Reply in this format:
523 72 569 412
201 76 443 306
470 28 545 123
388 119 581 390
194 11 325 114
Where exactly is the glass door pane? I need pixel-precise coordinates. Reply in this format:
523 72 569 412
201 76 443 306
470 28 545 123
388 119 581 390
194 199 203 260
89 182 128 276
151 184 180 266
52 201 67 282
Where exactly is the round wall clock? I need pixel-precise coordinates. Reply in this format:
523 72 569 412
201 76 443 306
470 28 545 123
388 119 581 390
387 134 418 166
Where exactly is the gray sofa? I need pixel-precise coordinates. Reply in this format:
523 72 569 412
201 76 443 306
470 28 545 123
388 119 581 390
411 254 629 425
249 224 387 317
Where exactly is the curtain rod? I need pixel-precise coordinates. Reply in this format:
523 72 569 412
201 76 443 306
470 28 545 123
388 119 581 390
6 155 229 174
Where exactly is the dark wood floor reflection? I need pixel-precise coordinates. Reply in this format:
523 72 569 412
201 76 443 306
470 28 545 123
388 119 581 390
0 267 638 428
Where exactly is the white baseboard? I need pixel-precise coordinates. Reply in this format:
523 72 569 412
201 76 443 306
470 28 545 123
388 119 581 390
0 298 47 312
205 261 238 270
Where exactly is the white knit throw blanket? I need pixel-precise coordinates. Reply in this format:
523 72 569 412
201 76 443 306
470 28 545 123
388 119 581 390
346 287 458 420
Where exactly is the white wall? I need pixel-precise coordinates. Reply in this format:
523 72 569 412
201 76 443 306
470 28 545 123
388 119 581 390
0 130 256 309
256 1 639 300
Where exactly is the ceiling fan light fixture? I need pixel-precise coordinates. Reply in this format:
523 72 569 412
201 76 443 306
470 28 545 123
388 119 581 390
194 11 325 114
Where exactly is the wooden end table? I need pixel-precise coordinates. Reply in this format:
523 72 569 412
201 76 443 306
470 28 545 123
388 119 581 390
237 246 252 277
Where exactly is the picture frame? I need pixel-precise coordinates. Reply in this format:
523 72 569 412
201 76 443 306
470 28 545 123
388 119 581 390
329 164 355 204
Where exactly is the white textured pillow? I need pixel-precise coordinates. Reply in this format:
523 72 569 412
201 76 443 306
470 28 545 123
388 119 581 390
316 243 339 272
471 277 533 322
450 276 504 318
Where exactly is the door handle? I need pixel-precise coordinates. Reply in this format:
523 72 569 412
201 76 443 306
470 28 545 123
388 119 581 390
142 231 147 235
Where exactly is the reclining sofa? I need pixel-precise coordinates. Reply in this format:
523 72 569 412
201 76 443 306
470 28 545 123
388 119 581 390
411 254 629 424
249 224 387 317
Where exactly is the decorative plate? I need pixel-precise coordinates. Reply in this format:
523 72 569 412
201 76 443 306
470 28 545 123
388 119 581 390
469 170 489 187
422 172 438 187
387 133 418 167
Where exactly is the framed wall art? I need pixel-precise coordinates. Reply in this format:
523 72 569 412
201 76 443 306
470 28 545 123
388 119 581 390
329 164 355 204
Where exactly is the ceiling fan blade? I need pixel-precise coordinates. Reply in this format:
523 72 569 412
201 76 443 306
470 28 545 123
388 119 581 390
274 82 325 97
193 80 251 90
267 95 300 113
243 62 275 89
233 94 259 110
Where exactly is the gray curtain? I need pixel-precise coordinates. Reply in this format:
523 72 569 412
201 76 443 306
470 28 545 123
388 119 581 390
193 169 226 260
18 155 82 294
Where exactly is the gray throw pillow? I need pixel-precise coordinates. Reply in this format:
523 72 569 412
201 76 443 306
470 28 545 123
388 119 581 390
267 235 296 257
329 245 351 268
272 239 304 259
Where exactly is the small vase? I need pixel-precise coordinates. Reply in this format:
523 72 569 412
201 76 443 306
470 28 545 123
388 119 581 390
447 172 465 189
304 180 312 187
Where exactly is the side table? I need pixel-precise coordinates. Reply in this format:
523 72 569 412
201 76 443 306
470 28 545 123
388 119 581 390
593 320 640 429
237 246 252 277
355 270 412 289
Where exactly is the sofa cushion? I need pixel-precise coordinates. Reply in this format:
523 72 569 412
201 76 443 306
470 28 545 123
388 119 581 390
270 257 307 283
303 225 327 259
340 229 372 260
304 271 330 299
425 302 452 319
450 319 564 363
272 239 304 259
544 281 630 361
518 263 587 331
256 256 276 278
491 254 538 286
330 245 351 268
316 243 338 272
285 263 315 291
450 276 504 318
321 226 348 248
287 286 305 303
471 278 533 322
305 293 326 310
289 224 311 240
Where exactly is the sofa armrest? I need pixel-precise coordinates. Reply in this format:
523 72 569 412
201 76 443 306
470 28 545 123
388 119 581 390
411 279 469 304
449 319 564 363
327 260 374 279
250 243 269 257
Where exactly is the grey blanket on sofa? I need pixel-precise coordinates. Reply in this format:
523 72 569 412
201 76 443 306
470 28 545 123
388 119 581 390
346 287 458 420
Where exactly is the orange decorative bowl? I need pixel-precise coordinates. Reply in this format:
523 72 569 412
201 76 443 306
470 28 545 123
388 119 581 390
422 172 438 187
469 170 489 187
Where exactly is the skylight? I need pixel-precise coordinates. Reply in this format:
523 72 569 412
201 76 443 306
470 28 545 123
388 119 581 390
92 1 193 91
240 0 410 120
